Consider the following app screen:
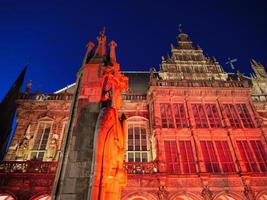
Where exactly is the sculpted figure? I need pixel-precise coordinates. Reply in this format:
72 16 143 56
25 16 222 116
46 134 58 161
16 133 32 161
157 186 168 200
91 62 128 200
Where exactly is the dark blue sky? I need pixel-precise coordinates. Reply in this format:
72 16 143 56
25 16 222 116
0 0 266 100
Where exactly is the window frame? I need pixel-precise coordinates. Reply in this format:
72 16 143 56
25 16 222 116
200 140 221 173
126 117 150 162
205 103 222 128
214 140 236 172
160 103 175 128
172 103 188 128
236 140 259 172
191 103 209 128
164 140 180 174
178 140 197 174
30 120 53 161
235 103 255 128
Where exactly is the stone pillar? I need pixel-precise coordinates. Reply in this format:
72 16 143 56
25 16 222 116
52 71 102 199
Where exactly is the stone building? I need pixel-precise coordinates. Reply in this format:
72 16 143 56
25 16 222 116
0 30 266 200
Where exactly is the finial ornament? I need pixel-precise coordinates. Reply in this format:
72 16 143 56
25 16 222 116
100 26 106 37
226 57 238 70
25 80 32 93
178 24 182 33
95 27 107 56
109 40 117 63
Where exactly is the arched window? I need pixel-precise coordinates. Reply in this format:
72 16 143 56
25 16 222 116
215 195 236 200
0 193 15 200
126 117 150 162
174 195 194 200
30 120 53 160
131 198 147 200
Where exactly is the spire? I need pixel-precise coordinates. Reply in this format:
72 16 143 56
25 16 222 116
95 27 107 57
178 24 183 33
25 80 33 93
0 66 27 161
251 59 267 79
109 40 117 63
251 59 262 68
87 41 95 53
83 41 95 64
176 25 193 49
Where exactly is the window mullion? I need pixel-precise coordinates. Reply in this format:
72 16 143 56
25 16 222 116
203 104 211 128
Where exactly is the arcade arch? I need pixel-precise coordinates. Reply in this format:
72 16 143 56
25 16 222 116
0 193 15 200
258 194 267 200
31 195 51 200
174 195 195 200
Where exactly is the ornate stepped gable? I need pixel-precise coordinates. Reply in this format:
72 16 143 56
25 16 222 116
251 59 267 125
251 59 267 95
159 31 228 81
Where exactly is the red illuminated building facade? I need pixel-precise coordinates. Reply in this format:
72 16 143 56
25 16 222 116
0 30 267 200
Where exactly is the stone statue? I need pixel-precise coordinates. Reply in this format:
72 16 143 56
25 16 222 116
16 133 32 161
25 80 32 93
46 134 58 161
201 178 212 200
201 186 212 200
243 178 255 200
150 67 157 86
157 186 168 200
91 60 128 200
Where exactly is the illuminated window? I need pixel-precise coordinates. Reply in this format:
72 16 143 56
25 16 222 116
192 104 208 128
236 104 254 128
200 141 220 172
160 103 174 128
164 140 180 173
236 140 258 172
173 103 188 128
31 121 52 160
223 104 241 128
250 140 267 172
215 141 235 172
127 124 148 162
205 104 222 128
179 141 196 173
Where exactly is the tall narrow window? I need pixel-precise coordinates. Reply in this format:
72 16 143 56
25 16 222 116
223 104 241 128
215 141 235 172
192 104 208 128
236 104 254 128
200 141 220 172
205 104 222 128
160 103 174 128
179 141 196 173
236 140 258 172
127 124 148 162
173 103 188 128
31 122 52 160
250 140 267 172
164 141 180 173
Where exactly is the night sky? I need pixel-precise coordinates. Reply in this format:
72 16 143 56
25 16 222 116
0 0 266 100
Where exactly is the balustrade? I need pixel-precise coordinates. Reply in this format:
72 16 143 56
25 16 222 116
122 93 147 100
0 160 58 174
19 93 73 101
154 79 249 88
124 161 158 174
